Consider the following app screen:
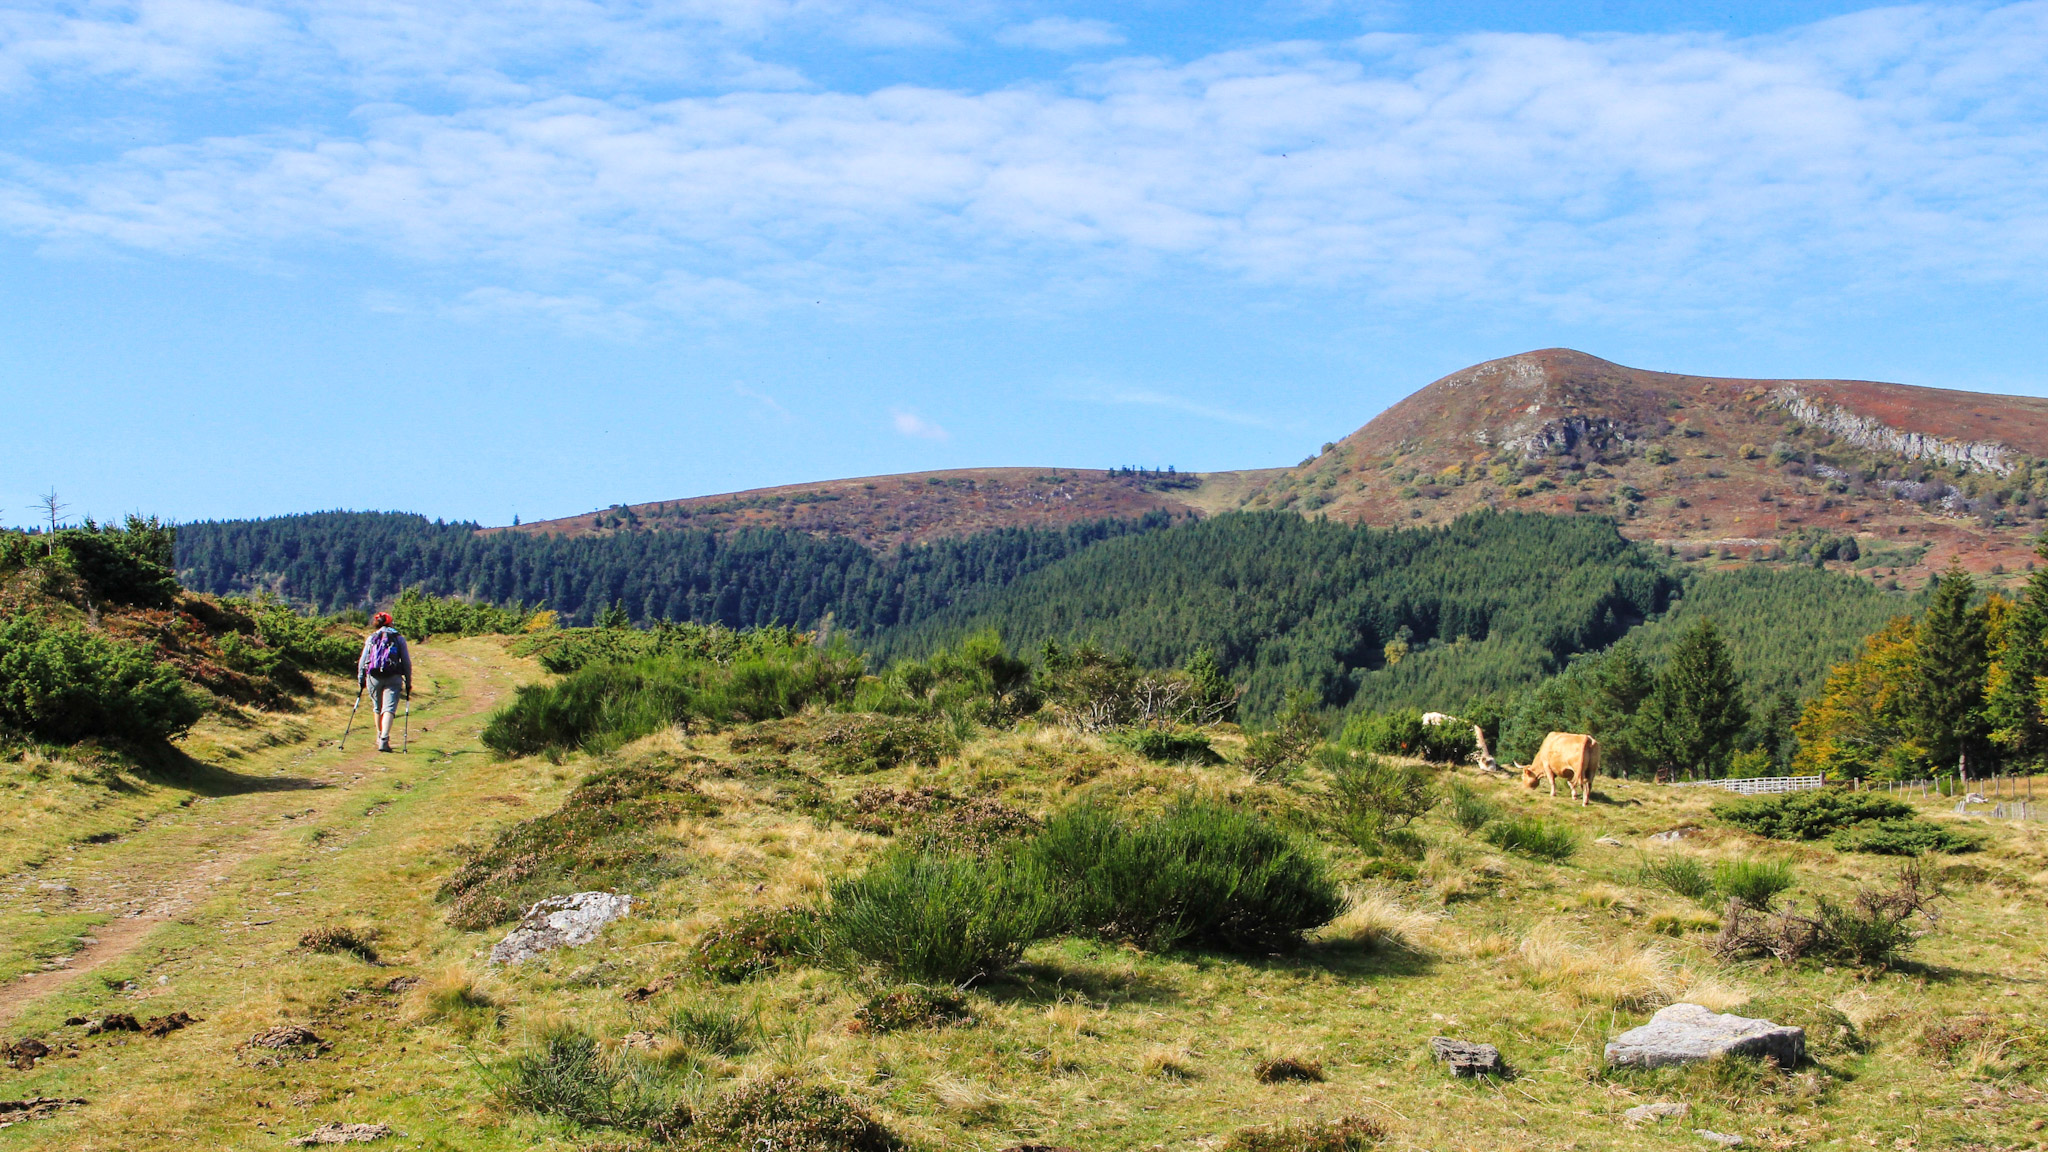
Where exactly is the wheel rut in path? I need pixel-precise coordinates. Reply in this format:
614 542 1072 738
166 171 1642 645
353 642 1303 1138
0 643 514 1027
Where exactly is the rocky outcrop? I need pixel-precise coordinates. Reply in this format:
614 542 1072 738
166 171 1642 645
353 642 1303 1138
1605 1004 1804 1069
1771 387 2014 476
490 892 634 965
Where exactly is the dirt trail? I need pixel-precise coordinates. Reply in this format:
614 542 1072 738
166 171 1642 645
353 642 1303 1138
0 642 513 1028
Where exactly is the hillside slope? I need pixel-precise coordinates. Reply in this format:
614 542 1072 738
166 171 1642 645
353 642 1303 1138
1242 349 2048 581
498 467 1264 551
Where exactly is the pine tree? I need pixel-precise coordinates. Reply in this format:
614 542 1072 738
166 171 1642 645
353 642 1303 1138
1985 547 2048 767
1913 564 1989 773
1642 618 1749 776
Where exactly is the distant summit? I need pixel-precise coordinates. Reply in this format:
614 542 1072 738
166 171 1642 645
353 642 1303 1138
512 349 2048 582
1238 349 2048 580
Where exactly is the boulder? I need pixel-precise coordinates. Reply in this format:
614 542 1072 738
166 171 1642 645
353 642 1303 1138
490 892 635 965
1605 1004 1804 1069
1594 836 1627 847
1623 1101 1689 1124
1695 1130 1744 1146
1430 1036 1506 1077
291 1122 394 1146
1649 828 1698 843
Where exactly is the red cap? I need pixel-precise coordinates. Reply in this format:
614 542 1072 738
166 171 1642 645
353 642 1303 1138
373 612 393 627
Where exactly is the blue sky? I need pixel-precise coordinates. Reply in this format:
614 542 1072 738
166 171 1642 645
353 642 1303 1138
4 1 2046 527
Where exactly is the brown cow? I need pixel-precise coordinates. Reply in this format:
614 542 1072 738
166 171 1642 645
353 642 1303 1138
1518 732 1599 805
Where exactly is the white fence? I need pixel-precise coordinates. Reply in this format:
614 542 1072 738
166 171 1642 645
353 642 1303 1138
1667 775 1825 795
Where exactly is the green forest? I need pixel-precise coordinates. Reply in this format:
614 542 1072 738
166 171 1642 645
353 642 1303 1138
175 511 1176 632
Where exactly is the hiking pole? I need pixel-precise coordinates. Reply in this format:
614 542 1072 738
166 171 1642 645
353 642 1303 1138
340 684 365 750
402 691 411 753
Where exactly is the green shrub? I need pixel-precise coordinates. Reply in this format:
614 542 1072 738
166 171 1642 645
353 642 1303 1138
1446 780 1501 834
249 604 360 675
438 755 717 928
481 645 863 757
847 987 972 1034
684 1076 898 1152
1316 750 1437 852
1828 818 1980 856
496 1029 684 1135
0 616 203 744
50 517 180 608
1339 708 1477 764
689 906 819 982
389 587 537 640
1713 859 1796 908
1110 726 1217 763
517 621 812 675
1480 816 1580 862
1638 855 1715 903
818 850 1059 985
1026 801 1342 953
1713 790 1913 840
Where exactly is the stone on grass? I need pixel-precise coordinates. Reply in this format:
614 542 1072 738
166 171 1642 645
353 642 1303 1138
1594 836 1627 847
1695 1129 1744 1146
489 892 634 965
1605 1004 1804 1069
291 1122 394 1146
1624 1101 1690 1124
1430 1036 1506 1077
1649 828 1698 843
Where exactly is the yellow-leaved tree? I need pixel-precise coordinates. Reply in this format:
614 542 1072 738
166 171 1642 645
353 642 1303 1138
1793 616 1924 780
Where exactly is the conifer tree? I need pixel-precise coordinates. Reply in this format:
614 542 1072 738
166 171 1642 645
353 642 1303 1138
1986 546 2048 766
1642 618 1748 775
1913 564 1989 772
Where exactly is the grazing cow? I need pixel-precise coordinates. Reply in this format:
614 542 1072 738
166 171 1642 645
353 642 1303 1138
1518 732 1599 805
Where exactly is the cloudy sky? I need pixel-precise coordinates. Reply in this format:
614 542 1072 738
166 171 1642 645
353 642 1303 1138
5 1 2046 525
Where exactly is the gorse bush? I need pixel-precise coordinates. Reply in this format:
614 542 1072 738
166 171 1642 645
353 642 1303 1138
1025 801 1342 953
480 643 863 756
1638 855 1715 903
1316 749 1437 853
1445 780 1501 833
818 850 1058 986
1713 859 1796 909
1480 816 1580 862
0 616 202 744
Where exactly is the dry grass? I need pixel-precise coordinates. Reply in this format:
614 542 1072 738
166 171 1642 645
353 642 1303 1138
5 653 2047 1152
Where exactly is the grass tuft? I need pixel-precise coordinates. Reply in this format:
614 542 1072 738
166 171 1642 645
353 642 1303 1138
1480 815 1580 862
1223 1115 1387 1151
1253 1055 1326 1083
297 924 378 962
684 1075 898 1152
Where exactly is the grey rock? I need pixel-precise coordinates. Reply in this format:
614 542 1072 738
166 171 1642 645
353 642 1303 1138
1594 836 1627 847
1623 1102 1690 1124
490 892 634 965
1648 828 1698 843
1430 1036 1506 1077
1606 1004 1804 1069
292 1123 394 1146
1694 1130 1744 1147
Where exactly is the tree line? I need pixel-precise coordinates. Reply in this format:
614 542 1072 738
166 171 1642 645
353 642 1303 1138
175 511 1177 632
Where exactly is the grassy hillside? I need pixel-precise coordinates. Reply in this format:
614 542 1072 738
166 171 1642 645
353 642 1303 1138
2 637 2041 1151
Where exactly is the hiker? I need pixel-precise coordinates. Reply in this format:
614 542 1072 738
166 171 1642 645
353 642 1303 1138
356 612 413 753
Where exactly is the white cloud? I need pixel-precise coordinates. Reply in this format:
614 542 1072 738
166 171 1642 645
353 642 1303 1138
3 3 2048 327
995 16 1123 52
892 409 949 439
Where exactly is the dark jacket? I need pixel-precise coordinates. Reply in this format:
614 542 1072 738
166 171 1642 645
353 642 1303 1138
357 627 413 687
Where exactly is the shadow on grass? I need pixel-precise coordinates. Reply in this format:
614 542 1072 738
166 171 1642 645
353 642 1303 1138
135 745 333 797
982 954 1183 1007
